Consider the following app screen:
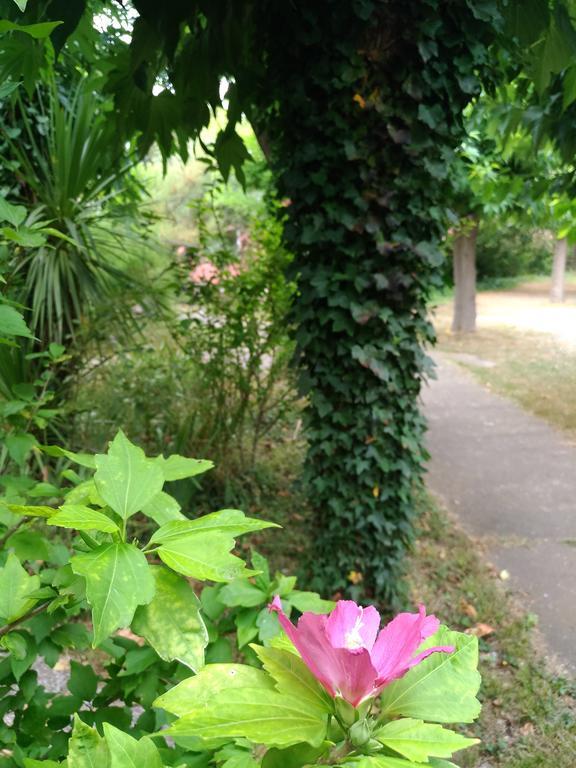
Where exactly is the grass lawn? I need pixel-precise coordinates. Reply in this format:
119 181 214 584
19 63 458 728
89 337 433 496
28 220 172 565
436 326 576 441
251 456 576 768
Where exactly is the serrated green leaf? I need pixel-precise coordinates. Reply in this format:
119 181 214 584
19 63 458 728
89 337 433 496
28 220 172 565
219 580 267 607
153 454 214 481
68 715 110 768
374 718 479 762
94 431 164 521
252 645 332 715
103 723 163 768
141 491 186 526
149 511 277 582
71 543 155 646
40 444 96 469
164 687 328 748
50 505 120 533
261 742 330 768
6 503 56 518
342 757 421 768
0 552 40 623
132 566 208 671
156 663 275 716
288 590 334 614
380 627 481 724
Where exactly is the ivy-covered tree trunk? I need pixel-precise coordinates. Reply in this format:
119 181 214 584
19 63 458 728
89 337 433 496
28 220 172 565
452 222 478 333
550 236 567 303
251 0 498 604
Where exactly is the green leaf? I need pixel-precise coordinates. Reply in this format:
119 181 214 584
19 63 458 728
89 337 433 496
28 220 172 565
68 714 110 768
0 197 26 227
12 1 29 11
132 566 208 671
379 627 481 724
503 0 549 45
68 661 99 701
149 510 277 582
165 688 328 748
374 718 479 762
0 20 63 38
288 590 334 614
71 543 155 646
262 743 330 768
6 503 56 518
141 491 186 526
252 645 332 715
40 444 96 469
103 723 163 768
1 225 46 247
0 305 31 340
219 579 267 607
156 664 276 716
24 760 62 768
153 454 214 481
94 431 164 521
342 757 422 768
0 552 40 623
50 505 120 533
150 509 278 541
5 432 37 464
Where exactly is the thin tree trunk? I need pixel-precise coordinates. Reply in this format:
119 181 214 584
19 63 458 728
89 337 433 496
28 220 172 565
550 236 567 303
452 221 478 333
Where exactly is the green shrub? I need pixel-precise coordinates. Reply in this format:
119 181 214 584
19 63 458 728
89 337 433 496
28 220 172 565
476 221 552 281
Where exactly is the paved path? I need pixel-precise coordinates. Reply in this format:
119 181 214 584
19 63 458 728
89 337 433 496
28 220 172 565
422 354 576 675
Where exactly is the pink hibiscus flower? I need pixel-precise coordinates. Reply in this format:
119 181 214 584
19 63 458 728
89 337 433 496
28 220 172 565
269 597 453 707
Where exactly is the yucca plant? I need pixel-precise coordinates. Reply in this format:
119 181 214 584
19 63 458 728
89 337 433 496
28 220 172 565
1 72 160 346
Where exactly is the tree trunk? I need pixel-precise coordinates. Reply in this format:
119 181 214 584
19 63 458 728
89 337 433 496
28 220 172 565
550 236 567 303
452 222 478 333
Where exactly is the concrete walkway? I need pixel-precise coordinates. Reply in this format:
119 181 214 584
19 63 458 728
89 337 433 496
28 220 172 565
422 354 576 675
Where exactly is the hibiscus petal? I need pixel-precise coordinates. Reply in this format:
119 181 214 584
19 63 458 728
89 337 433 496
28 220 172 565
269 598 379 706
325 600 381 651
370 604 441 682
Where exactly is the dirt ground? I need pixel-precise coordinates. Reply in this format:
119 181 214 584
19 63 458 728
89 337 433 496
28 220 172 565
433 280 576 346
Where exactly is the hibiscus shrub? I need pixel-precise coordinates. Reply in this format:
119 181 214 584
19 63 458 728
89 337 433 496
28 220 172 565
0 431 482 767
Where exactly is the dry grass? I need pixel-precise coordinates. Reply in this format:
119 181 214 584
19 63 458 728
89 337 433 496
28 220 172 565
437 326 576 441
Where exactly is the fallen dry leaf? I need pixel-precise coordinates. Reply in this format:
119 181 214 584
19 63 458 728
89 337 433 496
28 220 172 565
467 622 496 638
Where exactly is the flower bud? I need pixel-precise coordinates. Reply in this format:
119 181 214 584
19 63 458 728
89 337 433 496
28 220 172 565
335 696 358 727
349 718 372 748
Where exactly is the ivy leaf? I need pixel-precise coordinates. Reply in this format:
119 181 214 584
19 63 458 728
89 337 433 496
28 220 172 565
0 552 40 623
132 566 208 671
71 543 155 646
94 431 164 521
141 491 186 526
373 718 479 762
50 505 120 534
252 645 332 715
380 627 481 723
153 454 214 481
103 723 163 768
68 714 111 768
